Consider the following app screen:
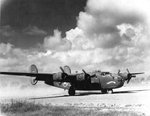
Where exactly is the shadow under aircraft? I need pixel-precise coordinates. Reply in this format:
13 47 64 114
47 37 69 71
30 89 149 100
0 65 144 96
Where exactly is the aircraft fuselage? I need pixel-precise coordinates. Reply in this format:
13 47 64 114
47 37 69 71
43 72 125 91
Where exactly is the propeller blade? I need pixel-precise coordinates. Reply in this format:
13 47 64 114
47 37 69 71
127 78 131 83
131 72 144 75
126 69 144 84
82 69 87 74
118 69 120 74
82 69 92 79
60 66 65 73
127 70 131 84
131 75 136 78
126 69 133 84
60 66 69 82
126 68 130 73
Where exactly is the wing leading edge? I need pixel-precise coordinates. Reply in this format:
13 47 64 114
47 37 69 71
0 72 53 78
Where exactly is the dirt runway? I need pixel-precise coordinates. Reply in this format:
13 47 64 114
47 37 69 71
1 83 150 115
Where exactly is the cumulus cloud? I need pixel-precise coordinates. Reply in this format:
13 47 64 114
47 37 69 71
64 0 150 72
43 29 72 51
66 27 95 50
73 0 150 72
77 0 146 48
0 42 63 72
1 0 150 75
0 43 21 71
0 43 13 55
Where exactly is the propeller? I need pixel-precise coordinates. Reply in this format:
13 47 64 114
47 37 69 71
60 66 69 81
126 69 140 84
60 66 65 73
126 69 132 83
82 69 95 79
82 69 90 76
118 69 121 74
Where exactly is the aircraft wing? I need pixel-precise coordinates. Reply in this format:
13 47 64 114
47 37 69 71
0 72 53 77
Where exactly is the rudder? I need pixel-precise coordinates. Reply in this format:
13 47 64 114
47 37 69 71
64 65 71 74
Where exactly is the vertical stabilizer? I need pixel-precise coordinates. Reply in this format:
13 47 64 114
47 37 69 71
29 64 38 73
29 64 38 85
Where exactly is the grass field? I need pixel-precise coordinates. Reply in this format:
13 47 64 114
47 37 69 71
0 100 144 116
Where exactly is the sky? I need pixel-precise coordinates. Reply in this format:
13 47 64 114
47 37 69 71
0 0 150 75
0 0 86 48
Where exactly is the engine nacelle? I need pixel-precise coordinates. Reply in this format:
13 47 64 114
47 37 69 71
53 72 63 81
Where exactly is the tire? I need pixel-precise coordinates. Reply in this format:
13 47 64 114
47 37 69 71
108 89 113 94
101 89 107 94
68 86 75 96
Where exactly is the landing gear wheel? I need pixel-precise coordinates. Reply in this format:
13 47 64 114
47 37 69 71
68 86 75 96
108 89 113 94
101 89 107 94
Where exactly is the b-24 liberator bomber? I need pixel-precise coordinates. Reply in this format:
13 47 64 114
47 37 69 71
0 65 144 95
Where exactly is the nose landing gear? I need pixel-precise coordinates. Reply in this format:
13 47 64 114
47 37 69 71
107 89 113 94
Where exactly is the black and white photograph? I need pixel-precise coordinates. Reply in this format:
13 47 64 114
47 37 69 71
0 0 150 115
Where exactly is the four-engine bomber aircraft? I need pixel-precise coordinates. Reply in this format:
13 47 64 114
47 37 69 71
0 64 144 95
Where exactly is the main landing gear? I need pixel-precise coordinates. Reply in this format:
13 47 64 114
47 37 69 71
101 89 113 94
68 86 75 96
